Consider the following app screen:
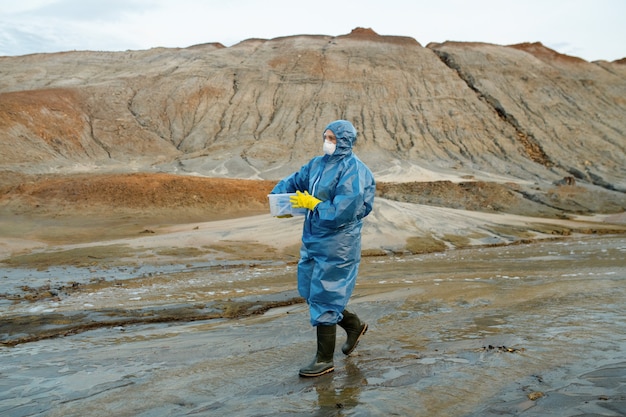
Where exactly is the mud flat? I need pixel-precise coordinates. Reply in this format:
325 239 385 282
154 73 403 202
1 235 624 416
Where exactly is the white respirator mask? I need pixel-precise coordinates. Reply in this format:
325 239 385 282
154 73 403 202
322 140 336 155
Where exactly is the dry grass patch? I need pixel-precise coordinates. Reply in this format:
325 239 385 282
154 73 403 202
405 235 447 254
442 234 471 249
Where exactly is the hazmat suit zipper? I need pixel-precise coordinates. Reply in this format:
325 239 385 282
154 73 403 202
310 159 326 203
306 160 325 219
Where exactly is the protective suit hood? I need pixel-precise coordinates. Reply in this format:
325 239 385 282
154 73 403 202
324 120 356 157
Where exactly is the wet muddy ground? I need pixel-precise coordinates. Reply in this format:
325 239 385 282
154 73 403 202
1 235 625 416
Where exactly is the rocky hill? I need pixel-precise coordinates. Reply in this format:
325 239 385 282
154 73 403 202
1 28 624 186
0 28 625 253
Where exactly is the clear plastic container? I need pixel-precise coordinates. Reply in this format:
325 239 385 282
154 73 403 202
268 193 307 217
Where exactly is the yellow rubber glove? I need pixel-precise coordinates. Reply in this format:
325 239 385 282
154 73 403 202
290 190 322 211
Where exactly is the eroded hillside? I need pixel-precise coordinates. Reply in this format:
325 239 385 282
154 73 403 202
1 28 624 190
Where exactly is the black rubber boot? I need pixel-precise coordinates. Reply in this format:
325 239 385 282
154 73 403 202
338 309 368 355
299 325 336 377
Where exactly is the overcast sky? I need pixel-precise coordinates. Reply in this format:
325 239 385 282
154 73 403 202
1 0 624 62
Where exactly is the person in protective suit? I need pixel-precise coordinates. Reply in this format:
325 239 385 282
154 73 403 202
271 120 375 377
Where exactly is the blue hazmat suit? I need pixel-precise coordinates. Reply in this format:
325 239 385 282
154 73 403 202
271 120 375 326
